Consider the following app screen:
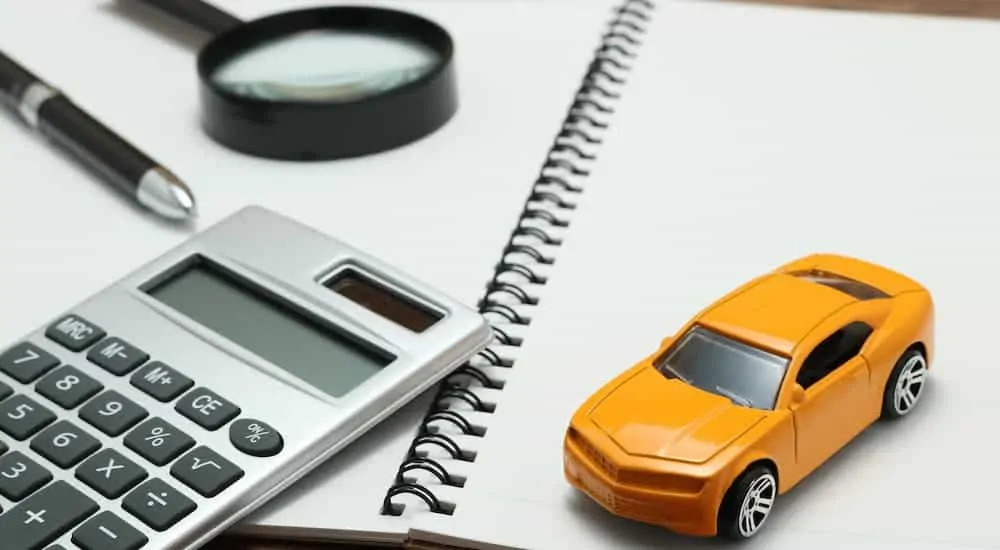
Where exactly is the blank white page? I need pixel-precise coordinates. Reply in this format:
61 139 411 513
411 1 1000 548
0 0 617 543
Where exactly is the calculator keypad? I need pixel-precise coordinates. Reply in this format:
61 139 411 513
0 313 285 546
36 365 104 409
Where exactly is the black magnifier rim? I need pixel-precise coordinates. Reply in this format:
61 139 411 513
196 6 456 161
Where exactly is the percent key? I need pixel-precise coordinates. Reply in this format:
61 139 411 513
229 418 283 457
124 418 195 466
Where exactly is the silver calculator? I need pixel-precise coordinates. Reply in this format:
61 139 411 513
0 205 492 550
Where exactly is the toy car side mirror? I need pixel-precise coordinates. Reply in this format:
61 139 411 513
789 384 806 409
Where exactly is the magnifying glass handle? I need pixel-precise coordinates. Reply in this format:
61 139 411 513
135 0 243 35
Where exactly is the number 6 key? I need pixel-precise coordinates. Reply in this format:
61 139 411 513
30 420 102 469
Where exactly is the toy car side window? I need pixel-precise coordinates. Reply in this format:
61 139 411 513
797 321 873 389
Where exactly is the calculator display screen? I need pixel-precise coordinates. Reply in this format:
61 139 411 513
146 259 393 397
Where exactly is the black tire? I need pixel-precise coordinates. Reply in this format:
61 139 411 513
881 348 927 420
717 465 777 540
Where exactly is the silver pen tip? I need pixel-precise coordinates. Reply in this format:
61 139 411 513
137 168 198 220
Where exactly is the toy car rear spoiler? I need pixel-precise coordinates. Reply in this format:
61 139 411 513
776 253 925 297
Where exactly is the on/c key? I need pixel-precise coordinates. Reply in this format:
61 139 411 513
0 480 98 550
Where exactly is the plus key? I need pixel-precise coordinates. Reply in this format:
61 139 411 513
0 480 98 550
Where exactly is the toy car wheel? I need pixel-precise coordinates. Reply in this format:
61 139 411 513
882 348 927 419
717 465 777 540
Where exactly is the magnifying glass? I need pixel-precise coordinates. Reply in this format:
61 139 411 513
134 0 457 160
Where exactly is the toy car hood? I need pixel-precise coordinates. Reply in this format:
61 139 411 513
589 367 767 464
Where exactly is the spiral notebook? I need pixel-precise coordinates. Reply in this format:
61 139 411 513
235 0 999 549
406 2 1000 549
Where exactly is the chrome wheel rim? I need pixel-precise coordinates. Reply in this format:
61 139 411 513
893 354 927 416
738 473 775 538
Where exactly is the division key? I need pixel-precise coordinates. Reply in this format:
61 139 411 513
0 480 98 550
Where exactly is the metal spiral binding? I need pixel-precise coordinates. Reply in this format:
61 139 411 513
380 0 654 517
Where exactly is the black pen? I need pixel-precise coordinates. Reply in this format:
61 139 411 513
0 50 197 221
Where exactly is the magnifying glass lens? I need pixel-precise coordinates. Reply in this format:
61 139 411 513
211 29 441 102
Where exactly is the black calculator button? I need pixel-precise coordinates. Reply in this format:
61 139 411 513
30 420 101 469
0 480 99 550
175 387 240 431
122 478 196 531
130 361 193 402
0 379 11 400
0 451 53 501
45 546 67 550
76 448 148 499
86 337 149 376
0 394 56 440
79 390 148 437
229 418 283 457
170 446 244 498
124 417 194 466
0 342 60 383
72 510 148 550
45 315 106 352
0 439 7 456
36 366 103 409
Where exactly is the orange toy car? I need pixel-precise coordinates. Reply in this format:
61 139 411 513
563 253 933 540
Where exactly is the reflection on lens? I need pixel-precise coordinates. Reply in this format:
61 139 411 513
212 29 440 103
